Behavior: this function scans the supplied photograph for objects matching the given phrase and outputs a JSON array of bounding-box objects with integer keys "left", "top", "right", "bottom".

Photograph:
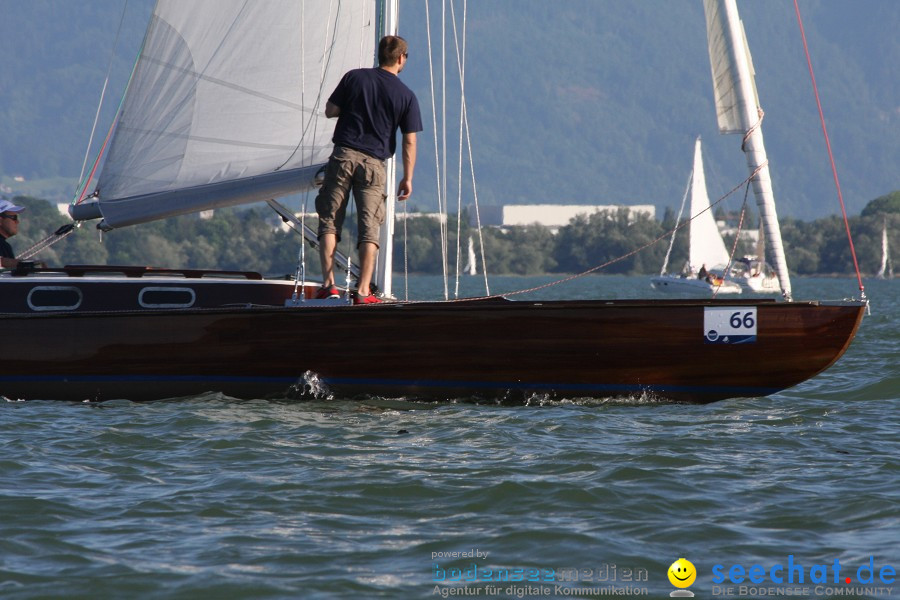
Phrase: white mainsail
[
  {"left": 72, "top": 0, "right": 376, "bottom": 229},
  {"left": 688, "top": 137, "right": 730, "bottom": 272},
  {"left": 703, "top": 0, "right": 792, "bottom": 300}
]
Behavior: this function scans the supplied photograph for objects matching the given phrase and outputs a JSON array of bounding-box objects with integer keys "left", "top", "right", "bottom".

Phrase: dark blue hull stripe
[{"left": 0, "top": 374, "right": 781, "bottom": 396}]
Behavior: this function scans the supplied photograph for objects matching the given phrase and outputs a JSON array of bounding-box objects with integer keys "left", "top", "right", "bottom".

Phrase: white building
[{"left": 477, "top": 204, "right": 656, "bottom": 231}]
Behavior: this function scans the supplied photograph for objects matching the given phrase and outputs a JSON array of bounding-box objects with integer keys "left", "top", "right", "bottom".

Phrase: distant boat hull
[
  {"left": 0, "top": 273, "right": 864, "bottom": 404},
  {"left": 727, "top": 257, "right": 782, "bottom": 294},
  {"left": 738, "top": 272, "right": 781, "bottom": 293},
  {"left": 650, "top": 274, "right": 743, "bottom": 295}
]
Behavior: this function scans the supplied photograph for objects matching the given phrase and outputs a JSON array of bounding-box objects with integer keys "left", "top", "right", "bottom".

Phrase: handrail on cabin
[{"left": 58, "top": 265, "right": 264, "bottom": 279}]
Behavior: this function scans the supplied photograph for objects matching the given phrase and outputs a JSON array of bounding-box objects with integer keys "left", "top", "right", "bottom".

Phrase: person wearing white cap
[{"left": 0, "top": 199, "right": 26, "bottom": 269}]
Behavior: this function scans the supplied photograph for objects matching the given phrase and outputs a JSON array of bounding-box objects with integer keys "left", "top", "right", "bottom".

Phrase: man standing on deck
[{"left": 314, "top": 35, "right": 422, "bottom": 304}]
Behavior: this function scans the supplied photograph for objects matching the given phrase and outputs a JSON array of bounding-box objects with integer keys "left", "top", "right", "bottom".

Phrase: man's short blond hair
[{"left": 378, "top": 35, "right": 408, "bottom": 66}]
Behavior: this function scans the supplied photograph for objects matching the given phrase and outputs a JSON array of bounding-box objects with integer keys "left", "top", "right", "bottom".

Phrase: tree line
[{"left": 5, "top": 191, "right": 898, "bottom": 278}]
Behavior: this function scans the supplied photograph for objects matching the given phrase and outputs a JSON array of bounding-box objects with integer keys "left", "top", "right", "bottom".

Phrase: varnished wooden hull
[{"left": 0, "top": 293, "right": 864, "bottom": 403}]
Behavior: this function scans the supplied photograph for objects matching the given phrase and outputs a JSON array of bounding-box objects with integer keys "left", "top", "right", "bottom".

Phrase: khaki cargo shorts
[{"left": 315, "top": 146, "right": 387, "bottom": 247}]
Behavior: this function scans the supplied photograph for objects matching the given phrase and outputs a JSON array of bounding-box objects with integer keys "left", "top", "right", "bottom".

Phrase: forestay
[{"left": 72, "top": 0, "right": 376, "bottom": 229}]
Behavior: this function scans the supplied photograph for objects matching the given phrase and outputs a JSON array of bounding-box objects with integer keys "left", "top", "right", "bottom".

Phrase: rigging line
[
  {"left": 660, "top": 170, "right": 693, "bottom": 276},
  {"left": 500, "top": 164, "right": 768, "bottom": 298},
  {"left": 295, "top": 0, "right": 310, "bottom": 296},
  {"left": 424, "top": 1, "right": 448, "bottom": 297},
  {"left": 290, "top": 230, "right": 305, "bottom": 303},
  {"left": 299, "top": 204, "right": 307, "bottom": 295},
  {"left": 792, "top": 0, "right": 864, "bottom": 298},
  {"left": 277, "top": 0, "right": 341, "bottom": 171},
  {"left": 295, "top": 0, "right": 322, "bottom": 289},
  {"left": 450, "top": 0, "right": 465, "bottom": 298},
  {"left": 440, "top": 0, "right": 450, "bottom": 299},
  {"left": 74, "top": 11, "right": 147, "bottom": 205},
  {"left": 402, "top": 200, "right": 410, "bottom": 301},
  {"left": 449, "top": 0, "right": 489, "bottom": 293},
  {"left": 300, "top": 0, "right": 309, "bottom": 167},
  {"left": 725, "top": 190, "right": 750, "bottom": 280},
  {"left": 296, "top": 0, "right": 310, "bottom": 301},
  {"left": 741, "top": 107, "right": 764, "bottom": 153},
  {"left": 395, "top": 164, "right": 767, "bottom": 304},
  {"left": 77, "top": 0, "right": 130, "bottom": 196},
  {"left": 455, "top": 0, "right": 489, "bottom": 295},
  {"left": 343, "top": 194, "right": 356, "bottom": 293},
  {"left": 74, "top": 118, "right": 116, "bottom": 204},
  {"left": 16, "top": 224, "right": 77, "bottom": 261},
  {"left": 712, "top": 184, "right": 750, "bottom": 300},
  {"left": 462, "top": 95, "right": 490, "bottom": 295}
]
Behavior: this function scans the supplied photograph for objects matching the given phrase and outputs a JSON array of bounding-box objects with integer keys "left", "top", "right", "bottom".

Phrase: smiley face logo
[{"left": 668, "top": 558, "right": 696, "bottom": 588}]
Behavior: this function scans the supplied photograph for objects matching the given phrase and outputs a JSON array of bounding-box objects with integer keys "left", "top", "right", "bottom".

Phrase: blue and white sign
[{"left": 704, "top": 307, "right": 757, "bottom": 344}]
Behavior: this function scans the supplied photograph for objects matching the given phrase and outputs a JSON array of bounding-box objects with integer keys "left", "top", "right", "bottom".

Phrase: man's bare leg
[
  {"left": 356, "top": 241, "right": 378, "bottom": 297},
  {"left": 318, "top": 233, "right": 337, "bottom": 287}
]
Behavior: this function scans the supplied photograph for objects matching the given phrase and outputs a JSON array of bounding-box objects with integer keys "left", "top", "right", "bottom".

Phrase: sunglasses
[{"left": 1, "top": 214, "right": 19, "bottom": 221}]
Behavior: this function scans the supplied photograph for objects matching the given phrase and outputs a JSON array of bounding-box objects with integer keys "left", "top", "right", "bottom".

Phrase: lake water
[{"left": 1, "top": 275, "right": 897, "bottom": 599}]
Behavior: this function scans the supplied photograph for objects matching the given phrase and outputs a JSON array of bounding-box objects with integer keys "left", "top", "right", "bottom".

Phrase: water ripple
[{"left": 1, "top": 278, "right": 898, "bottom": 597}]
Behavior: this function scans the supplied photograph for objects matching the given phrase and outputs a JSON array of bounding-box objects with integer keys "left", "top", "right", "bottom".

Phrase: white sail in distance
[
  {"left": 73, "top": 0, "right": 376, "bottom": 229},
  {"left": 466, "top": 236, "right": 477, "bottom": 276},
  {"left": 877, "top": 218, "right": 892, "bottom": 279},
  {"left": 688, "top": 137, "right": 730, "bottom": 272}
]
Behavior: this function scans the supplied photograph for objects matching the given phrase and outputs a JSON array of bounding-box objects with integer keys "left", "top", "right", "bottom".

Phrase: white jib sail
[
  {"left": 704, "top": 0, "right": 793, "bottom": 300},
  {"left": 688, "top": 137, "right": 730, "bottom": 272},
  {"left": 80, "top": 0, "right": 376, "bottom": 229}
]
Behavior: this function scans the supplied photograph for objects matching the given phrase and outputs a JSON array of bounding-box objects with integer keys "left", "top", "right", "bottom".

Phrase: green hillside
[{"left": 1, "top": 0, "right": 898, "bottom": 220}]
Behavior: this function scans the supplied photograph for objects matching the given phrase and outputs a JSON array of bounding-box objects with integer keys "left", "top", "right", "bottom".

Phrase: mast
[
  {"left": 704, "top": 0, "right": 792, "bottom": 300},
  {"left": 375, "top": 0, "right": 399, "bottom": 298}
]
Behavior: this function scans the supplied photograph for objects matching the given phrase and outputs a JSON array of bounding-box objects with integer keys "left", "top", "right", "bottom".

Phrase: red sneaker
[
  {"left": 353, "top": 293, "right": 382, "bottom": 305},
  {"left": 315, "top": 286, "right": 340, "bottom": 299}
]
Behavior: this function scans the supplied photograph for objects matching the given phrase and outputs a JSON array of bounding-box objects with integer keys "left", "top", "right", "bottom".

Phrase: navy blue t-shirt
[
  {"left": 0, "top": 237, "right": 14, "bottom": 259},
  {"left": 329, "top": 67, "right": 422, "bottom": 160}
]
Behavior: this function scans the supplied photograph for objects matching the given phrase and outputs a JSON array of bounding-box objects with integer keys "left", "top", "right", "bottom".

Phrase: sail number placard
[{"left": 704, "top": 307, "right": 757, "bottom": 344}]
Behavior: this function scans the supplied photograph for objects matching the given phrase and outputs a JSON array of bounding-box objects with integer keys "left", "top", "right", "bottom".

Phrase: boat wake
[
  {"left": 289, "top": 371, "right": 334, "bottom": 401},
  {"left": 522, "top": 391, "right": 679, "bottom": 407}
]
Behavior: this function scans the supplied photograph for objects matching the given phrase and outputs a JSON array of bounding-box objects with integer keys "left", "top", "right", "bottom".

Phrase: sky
[{"left": 1, "top": 0, "right": 897, "bottom": 220}]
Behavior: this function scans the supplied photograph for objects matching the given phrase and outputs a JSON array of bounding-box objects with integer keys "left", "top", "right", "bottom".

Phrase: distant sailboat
[
  {"left": 465, "top": 236, "right": 477, "bottom": 276},
  {"left": 729, "top": 222, "right": 781, "bottom": 293},
  {"left": 876, "top": 218, "right": 893, "bottom": 279},
  {"left": 651, "top": 137, "right": 743, "bottom": 295}
]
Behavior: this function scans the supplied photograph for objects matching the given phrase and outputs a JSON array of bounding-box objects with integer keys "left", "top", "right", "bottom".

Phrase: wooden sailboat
[
  {"left": 0, "top": 0, "right": 864, "bottom": 403},
  {"left": 651, "top": 137, "right": 743, "bottom": 295}
]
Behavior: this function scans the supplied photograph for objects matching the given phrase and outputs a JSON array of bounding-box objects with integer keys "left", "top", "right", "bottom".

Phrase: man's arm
[
  {"left": 398, "top": 132, "right": 416, "bottom": 201},
  {"left": 325, "top": 100, "right": 340, "bottom": 118}
]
